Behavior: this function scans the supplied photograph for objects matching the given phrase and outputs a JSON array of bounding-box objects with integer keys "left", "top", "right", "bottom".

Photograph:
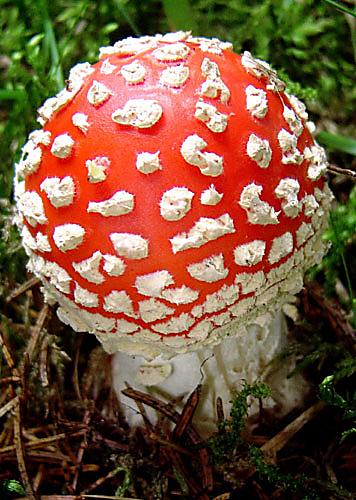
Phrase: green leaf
[
  {"left": 0, "top": 89, "right": 27, "bottom": 101},
  {"left": 1, "top": 479, "right": 25, "bottom": 495},
  {"left": 317, "top": 131, "right": 356, "bottom": 156},
  {"left": 341, "top": 427, "right": 356, "bottom": 442},
  {"left": 162, "top": 0, "right": 198, "bottom": 32}
]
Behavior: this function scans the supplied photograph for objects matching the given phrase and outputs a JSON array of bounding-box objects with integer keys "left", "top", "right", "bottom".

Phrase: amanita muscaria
[{"left": 15, "top": 32, "right": 333, "bottom": 433}]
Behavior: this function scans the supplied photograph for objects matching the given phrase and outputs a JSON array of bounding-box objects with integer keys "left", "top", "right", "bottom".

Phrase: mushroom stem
[{"left": 112, "top": 309, "right": 307, "bottom": 436}]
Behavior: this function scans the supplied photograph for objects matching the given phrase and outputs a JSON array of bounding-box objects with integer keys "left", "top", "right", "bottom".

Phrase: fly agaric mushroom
[{"left": 15, "top": 32, "right": 333, "bottom": 434}]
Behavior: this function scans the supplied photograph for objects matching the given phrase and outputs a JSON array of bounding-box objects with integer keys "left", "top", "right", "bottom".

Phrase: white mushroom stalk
[{"left": 14, "top": 33, "right": 333, "bottom": 435}]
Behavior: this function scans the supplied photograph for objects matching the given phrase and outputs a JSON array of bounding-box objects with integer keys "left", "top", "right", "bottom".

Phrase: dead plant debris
[{"left": 0, "top": 276, "right": 355, "bottom": 499}]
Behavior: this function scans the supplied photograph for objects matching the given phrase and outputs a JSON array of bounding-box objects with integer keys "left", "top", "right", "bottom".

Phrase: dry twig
[
  {"left": 6, "top": 276, "right": 40, "bottom": 302},
  {"left": 122, "top": 386, "right": 214, "bottom": 493},
  {"left": 0, "top": 395, "right": 19, "bottom": 418},
  {"left": 216, "top": 396, "right": 225, "bottom": 425},
  {"left": 13, "top": 399, "right": 36, "bottom": 499},
  {"left": 0, "top": 327, "right": 20, "bottom": 378},
  {"left": 26, "top": 304, "right": 50, "bottom": 362},
  {"left": 328, "top": 164, "right": 356, "bottom": 178},
  {"left": 80, "top": 464, "right": 129, "bottom": 495},
  {"left": 16, "top": 496, "right": 143, "bottom": 500},
  {"left": 261, "top": 400, "right": 326, "bottom": 461},
  {"left": 72, "top": 409, "right": 92, "bottom": 491},
  {"left": 0, "top": 429, "right": 87, "bottom": 455},
  {"left": 173, "top": 384, "right": 201, "bottom": 439},
  {"left": 307, "top": 282, "right": 356, "bottom": 352}
]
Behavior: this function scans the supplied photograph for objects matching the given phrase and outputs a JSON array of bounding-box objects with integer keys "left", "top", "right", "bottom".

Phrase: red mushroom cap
[{"left": 15, "top": 32, "right": 332, "bottom": 357}]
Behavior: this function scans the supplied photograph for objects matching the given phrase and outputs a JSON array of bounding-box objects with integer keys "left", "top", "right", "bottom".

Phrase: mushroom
[{"left": 14, "top": 32, "right": 333, "bottom": 435}]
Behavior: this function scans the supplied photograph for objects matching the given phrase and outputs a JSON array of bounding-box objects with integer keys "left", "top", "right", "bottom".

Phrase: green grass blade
[
  {"left": 317, "top": 131, "right": 356, "bottom": 156},
  {"left": 162, "top": 0, "right": 198, "bottom": 32},
  {"left": 112, "top": 0, "right": 141, "bottom": 35},
  {"left": 323, "top": 0, "right": 356, "bottom": 17},
  {"left": 0, "top": 89, "right": 27, "bottom": 101},
  {"left": 36, "top": 0, "right": 64, "bottom": 90}
]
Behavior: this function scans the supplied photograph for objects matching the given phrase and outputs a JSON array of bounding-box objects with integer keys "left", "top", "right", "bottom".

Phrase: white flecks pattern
[
  {"left": 18, "top": 145, "right": 43, "bottom": 178},
  {"left": 160, "top": 64, "right": 189, "bottom": 87},
  {"left": 153, "top": 42, "right": 190, "bottom": 61},
  {"left": 87, "top": 190, "right": 134, "bottom": 217},
  {"left": 72, "top": 251, "right": 104, "bottom": 284},
  {"left": 87, "top": 80, "right": 112, "bottom": 106},
  {"left": 37, "top": 63, "right": 94, "bottom": 125},
  {"left": 120, "top": 60, "right": 146, "bottom": 84},
  {"left": 35, "top": 232, "right": 51, "bottom": 252},
  {"left": 56, "top": 299, "right": 115, "bottom": 333},
  {"left": 194, "top": 99, "right": 228, "bottom": 133},
  {"left": 278, "top": 129, "right": 297, "bottom": 152},
  {"left": 53, "top": 224, "right": 85, "bottom": 252},
  {"left": 152, "top": 313, "right": 194, "bottom": 334},
  {"left": 100, "top": 59, "right": 117, "bottom": 74},
  {"left": 102, "top": 254, "right": 126, "bottom": 276},
  {"left": 112, "top": 99, "right": 163, "bottom": 128},
  {"left": 239, "top": 183, "right": 280, "bottom": 225},
  {"left": 85, "top": 156, "right": 110, "bottom": 183},
  {"left": 104, "top": 290, "right": 135, "bottom": 316},
  {"left": 170, "top": 213, "right": 235, "bottom": 253},
  {"left": 116, "top": 319, "right": 139, "bottom": 334},
  {"left": 245, "top": 85, "right": 268, "bottom": 118},
  {"left": 50, "top": 211, "right": 331, "bottom": 356},
  {"left": 296, "top": 222, "right": 314, "bottom": 247},
  {"left": 51, "top": 133, "right": 74, "bottom": 159},
  {"left": 110, "top": 233, "right": 149, "bottom": 259},
  {"left": 43, "top": 261, "right": 72, "bottom": 294},
  {"left": 21, "top": 226, "right": 51, "bottom": 253},
  {"left": 200, "top": 185, "right": 223, "bottom": 205},
  {"left": 16, "top": 34, "right": 333, "bottom": 359},
  {"left": 161, "top": 285, "right": 199, "bottom": 305},
  {"left": 283, "top": 106, "right": 303, "bottom": 136},
  {"left": 241, "top": 51, "right": 285, "bottom": 92},
  {"left": 161, "top": 32, "right": 190, "bottom": 43},
  {"left": 72, "top": 113, "right": 91, "bottom": 133},
  {"left": 304, "top": 144, "right": 328, "bottom": 180},
  {"left": 180, "top": 134, "right": 223, "bottom": 177},
  {"left": 246, "top": 134, "right": 272, "bottom": 168},
  {"left": 274, "top": 178, "right": 301, "bottom": 218},
  {"left": 20, "top": 226, "right": 37, "bottom": 254},
  {"left": 28, "top": 129, "right": 52, "bottom": 146},
  {"left": 138, "top": 298, "right": 174, "bottom": 323},
  {"left": 135, "top": 270, "right": 174, "bottom": 297},
  {"left": 67, "top": 62, "right": 95, "bottom": 92},
  {"left": 187, "top": 253, "right": 229, "bottom": 283},
  {"left": 74, "top": 283, "right": 99, "bottom": 308},
  {"left": 188, "top": 36, "right": 233, "bottom": 54},
  {"left": 160, "top": 187, "right": 194, "bottom": 221},
  {"left": 287, "top": 93, "right": 308, "bottom": 121},
  {"left": 200, "top": 57, "right": 230, "bottom": 103},
  {"left": 306, "top": 121, "right": 316, "bottom": 135},
  {"left": 302, "top": 194, "right": 319, "bottom": 217},
  {"left": 268, "top": 232, "right": 294, "bottom": 264},
  {"left": 136, "top": 151, "right": 161, "bottom": 174},
  {"left": 234, "top": 240, "right": 266, "bottom": 267},
  {"left": 282, "top": 150, "right": 304, "bottom": 165},
  {"left": 235, "top": 270, "right": 265, "bottom": 295},
  {"left": 18, "top": 191, "right": 48, "bottom": 227},
  {"left": 40, "top": 176, "right": 75, "bottom": 208},
  {"left": 99, "top": 36, "right": 158, "bottom": 58},
  {"left": 278, "top": 129, "right": 303, "bottom": 165}
]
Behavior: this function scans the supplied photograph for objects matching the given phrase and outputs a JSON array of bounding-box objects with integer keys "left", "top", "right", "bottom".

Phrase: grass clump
[{"left": 209, "top": 381, "right": 271, "bottom": 461}]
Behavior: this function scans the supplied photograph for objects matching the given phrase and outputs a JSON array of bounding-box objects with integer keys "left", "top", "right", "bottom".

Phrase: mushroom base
[{"left": 112, "top": 309, "right": 308, "bottom": 437}]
